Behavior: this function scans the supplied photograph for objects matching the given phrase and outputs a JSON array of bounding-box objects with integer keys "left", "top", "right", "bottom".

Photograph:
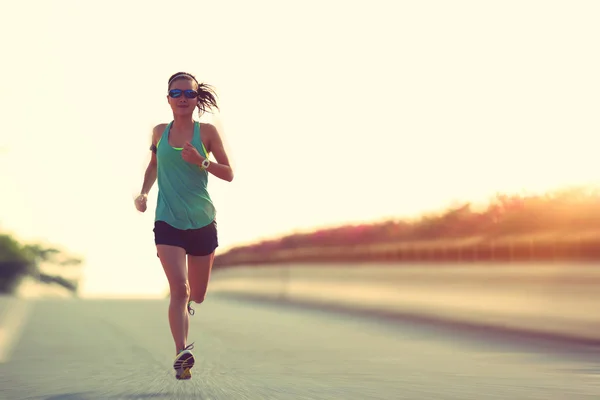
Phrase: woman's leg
[
  {"left": 157, "top": 244, "right": 190, "bottom": 354},
  {"left": 188, "top": 252, "right": 215, "bottom": 306},
  {"left": 187, "top": 220, "right": 218, "bottom": 308}
]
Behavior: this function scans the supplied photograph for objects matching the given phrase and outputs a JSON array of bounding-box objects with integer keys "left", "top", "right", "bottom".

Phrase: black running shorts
[{"left": 153, "top": 220, "right": 218, "bottom": 256}]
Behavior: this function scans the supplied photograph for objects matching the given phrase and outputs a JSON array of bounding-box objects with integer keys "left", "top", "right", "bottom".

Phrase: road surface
[{"left": 1, "top": 295, "right": 600, "bottom": 399}]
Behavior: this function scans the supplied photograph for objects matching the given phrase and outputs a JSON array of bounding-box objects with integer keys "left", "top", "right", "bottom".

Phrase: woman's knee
[{"left": 170, "top": 281, "right": 190, "bottom": 301}]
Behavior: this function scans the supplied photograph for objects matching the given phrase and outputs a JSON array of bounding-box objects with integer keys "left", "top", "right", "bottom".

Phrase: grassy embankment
[{"left": 214, "top": 187, "right": 600, "bottom": 268}]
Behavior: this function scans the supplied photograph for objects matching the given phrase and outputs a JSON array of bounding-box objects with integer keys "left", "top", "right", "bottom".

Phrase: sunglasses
[{"left": 168, "top": 89, "right": 198, "bottom": 99}]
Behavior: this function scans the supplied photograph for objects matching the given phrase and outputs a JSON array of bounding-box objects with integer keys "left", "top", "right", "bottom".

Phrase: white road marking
[{"left": 0, "top": 298, "right": 32, "bottom": 363}]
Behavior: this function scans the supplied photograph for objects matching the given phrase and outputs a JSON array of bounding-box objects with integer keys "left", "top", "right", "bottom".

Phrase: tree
[
  {"left": 0, "top": 233, "right": 83, "bottom": 295},
  {"left": 0, "top": 234, "right": 35, "bottom": 293},
  {"left": 23, "top": 243, "right": 83, "bottom": 293}
]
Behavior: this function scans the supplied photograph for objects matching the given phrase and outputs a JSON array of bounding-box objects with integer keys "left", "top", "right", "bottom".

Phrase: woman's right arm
[{"left": 135, "top": 125, "right": 164, "bottom": 212}]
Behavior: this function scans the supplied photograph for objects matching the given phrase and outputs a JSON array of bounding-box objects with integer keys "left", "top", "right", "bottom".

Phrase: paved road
[{"left": 1, "top": 295, "right": 600, "bottom": 399}]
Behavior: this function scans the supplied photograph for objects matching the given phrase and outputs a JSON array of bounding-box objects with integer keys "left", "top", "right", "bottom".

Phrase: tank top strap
[
  {"left": 193, "top": 121, "right": 210, "bottom": 158},
  {"left": 157, "top": 121, "right": 173, "bottom": 148}
]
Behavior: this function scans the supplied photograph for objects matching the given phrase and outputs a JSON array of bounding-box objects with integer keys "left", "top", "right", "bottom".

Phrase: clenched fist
[
  {"left": 181, "top": 142, "right": 204, "bottom": 165},
  {"left": 134, "top": 193, "right": 148, "bottom": 212}
]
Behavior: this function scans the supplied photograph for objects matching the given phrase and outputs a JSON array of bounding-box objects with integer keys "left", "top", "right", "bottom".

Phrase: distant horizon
[{"left": 8, "top": 180, "right": 600, "bottom": 301}]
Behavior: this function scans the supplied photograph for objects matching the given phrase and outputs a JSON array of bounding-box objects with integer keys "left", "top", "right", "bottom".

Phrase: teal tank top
[{"left": 155, "top": 121, "right": 216, "bottom": 230}]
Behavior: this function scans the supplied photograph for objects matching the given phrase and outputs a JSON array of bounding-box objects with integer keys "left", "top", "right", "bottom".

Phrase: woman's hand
[
  {"left": 181, "top": 142, "right": 204, "bottom": 165},
  {"left": 134, "top": 194, "right": 148, "bottom": 212}
]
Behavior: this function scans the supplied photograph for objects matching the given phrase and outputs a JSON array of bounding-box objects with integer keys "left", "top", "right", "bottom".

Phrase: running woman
[{"left": 134, "top": 72, "right": 234, "bottom": 380}]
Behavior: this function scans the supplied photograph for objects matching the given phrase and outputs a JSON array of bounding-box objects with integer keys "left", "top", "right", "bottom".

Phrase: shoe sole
[
  {"left": 176, "top": 367, "right": 192, "bottom": 380},
  {"left": 174, "top": 351, "right": 195, "bottom": 380}
]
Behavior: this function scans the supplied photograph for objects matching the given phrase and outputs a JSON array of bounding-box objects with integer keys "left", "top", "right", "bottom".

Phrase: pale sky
[{"left": 1, "top": 0, "right": 599, "bottom": 298}]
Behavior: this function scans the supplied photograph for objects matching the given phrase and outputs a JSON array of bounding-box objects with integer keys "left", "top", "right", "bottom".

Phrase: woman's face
[{"left": 167, "top": 78, "right": 199, "bottom": 117}]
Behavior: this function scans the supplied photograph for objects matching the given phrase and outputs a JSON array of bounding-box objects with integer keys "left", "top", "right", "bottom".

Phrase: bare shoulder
[
  {"left": 199, "top": 122, "right": 221, "bottom": 152},
  {"left": 199, "top": 122, "right": 219, "bottom": 139},
  {"left": 152, "top": 123, "right": 168, "bottom": 144}
]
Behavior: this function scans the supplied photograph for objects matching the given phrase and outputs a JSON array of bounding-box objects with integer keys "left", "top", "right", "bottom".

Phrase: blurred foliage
[
  {"left": 0, "top": 232, "right": 82, "bottom": 295},
  {"left": 216, "top": 186, "right": 600, "bottom": 265}
]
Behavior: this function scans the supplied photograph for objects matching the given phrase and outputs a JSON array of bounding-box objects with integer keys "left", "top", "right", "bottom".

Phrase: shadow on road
[
  {"left": 45, "top": 393, "right": 177, "bottom": 400},
  {"left": 211, "top": 292, "right": 600, "bottom": 360}
]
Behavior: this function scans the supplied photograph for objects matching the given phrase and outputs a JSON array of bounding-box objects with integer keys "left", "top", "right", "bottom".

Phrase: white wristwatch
[{"left": 201, "top": 158, "right": 211, "bottom": 170}]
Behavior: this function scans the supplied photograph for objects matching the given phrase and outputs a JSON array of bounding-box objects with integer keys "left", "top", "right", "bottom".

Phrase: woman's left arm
[{"left": 199, "top": 124, "right": 234, "bottom": 182}]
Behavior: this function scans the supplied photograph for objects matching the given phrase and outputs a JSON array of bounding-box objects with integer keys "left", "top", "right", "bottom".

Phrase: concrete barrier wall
[
  {"left": 209, "top": 262, "right": 600, "bottom": 344},
  {"left": 214, "top": 233, "right": 600, "bottom": 267}
]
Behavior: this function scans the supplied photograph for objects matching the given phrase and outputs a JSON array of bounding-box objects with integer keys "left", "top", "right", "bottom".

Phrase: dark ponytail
[
  {"left": 167, "top": 72, "right": 219, "bottom": 116},
  {"left": 195, "top": 82, "right": 219, "bottom": 116}
]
